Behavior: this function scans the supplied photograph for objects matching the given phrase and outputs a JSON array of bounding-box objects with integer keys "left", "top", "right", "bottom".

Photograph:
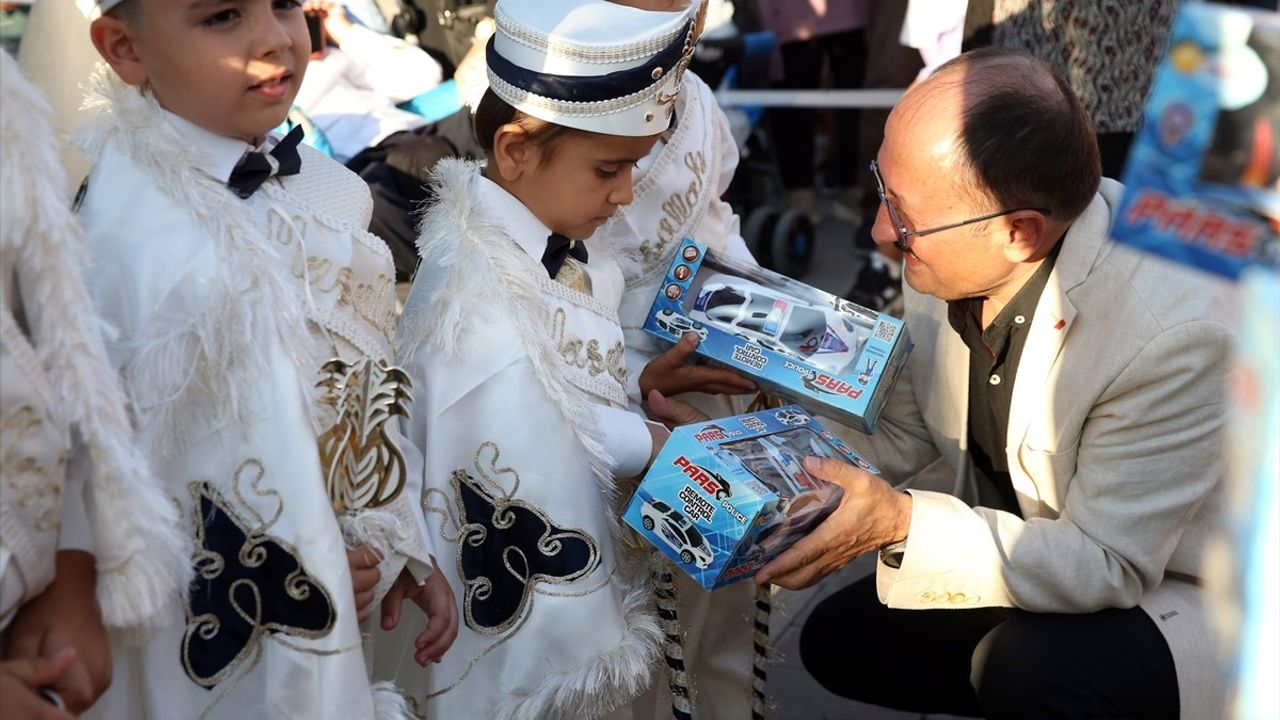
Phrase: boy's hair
[{"left": 473, "top": 88, "right": 587, "bottom": 163}]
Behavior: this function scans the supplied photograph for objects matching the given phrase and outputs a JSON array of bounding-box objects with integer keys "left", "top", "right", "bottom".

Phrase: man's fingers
[
  {"left": 754, "top": 530, "right": 824, "bottom": 588},
  {"left": 802, "top": 455, "right": 868, "bottom": 491}
]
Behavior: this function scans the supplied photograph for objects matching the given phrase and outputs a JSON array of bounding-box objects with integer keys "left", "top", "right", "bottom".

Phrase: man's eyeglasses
[{"left": 870, "top": 160, "right": 1051, "bottom": 252}]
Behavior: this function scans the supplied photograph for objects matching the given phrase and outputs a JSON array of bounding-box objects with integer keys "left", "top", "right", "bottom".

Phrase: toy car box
[
  {"left": 622, "top": 405, "right": 879, "bottom": 590},
  {"left": 644, "top": 237, "right": 912, "bottom": 434},
  {"left": 1110, "top": 3, "right": 1279, "bottom": 279}
]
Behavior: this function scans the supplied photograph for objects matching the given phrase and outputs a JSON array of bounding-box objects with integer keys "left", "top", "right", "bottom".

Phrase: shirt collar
[
  {"left": 159, "top": 109, "right": 263, "bottom": 184},
  {"left": 474, "top": 172, "right": 555, "bottom": 261}
]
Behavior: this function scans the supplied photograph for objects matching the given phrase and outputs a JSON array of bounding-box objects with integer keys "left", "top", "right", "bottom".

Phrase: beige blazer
[{"left": 846, "top": 179, "right": 1233, "bottom": 720}]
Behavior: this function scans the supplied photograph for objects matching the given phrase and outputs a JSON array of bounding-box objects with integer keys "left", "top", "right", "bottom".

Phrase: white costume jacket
[
  {"left": 849, "top": 179, "right": 1232, "bottom": 720},
  {"left": 1, "top": 53, "right": 187, "bottom": 636},
  {"left": 73, "top": 75, "right": 433, "bottom": 720},
  {"left": 384, "top": 159, "right": 661, "bottom": 720}
]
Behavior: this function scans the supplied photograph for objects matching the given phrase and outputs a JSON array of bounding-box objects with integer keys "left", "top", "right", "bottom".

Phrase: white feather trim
[
  {"left": 73, "top": 68, "right": 322, "bottom": 460},
  {"left": 371, "top": 681, "right": 417, "bottom": 720},
  {"left": 0, "top": 53, "right": 191, "bottom": 635},
  {"left": 495, "top": 581, "right": 663, "bottom": 720}
]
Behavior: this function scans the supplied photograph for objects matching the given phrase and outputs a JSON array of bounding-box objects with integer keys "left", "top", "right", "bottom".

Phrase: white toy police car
[
  {"left": 653, "top": 309, "right": 709, "bottom": 341},
  {"left": 639, "top": 499, "right": 714, "bottom": 569},
  {"left": 688, "top": 274, "right": 872, "bottom": 374}
]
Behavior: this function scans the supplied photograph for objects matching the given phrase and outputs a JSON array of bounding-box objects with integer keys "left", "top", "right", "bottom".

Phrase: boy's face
[
  {"left": 513, "top": 132, "right": 660, "bottom": 241},
  {"left": 107, "top": 0, "right": 309, "bottom": 143}
]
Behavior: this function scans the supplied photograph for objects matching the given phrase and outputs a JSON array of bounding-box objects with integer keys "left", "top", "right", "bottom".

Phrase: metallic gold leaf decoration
[{"left": 315, "top": 358, "right": 412, "bottom": 514}]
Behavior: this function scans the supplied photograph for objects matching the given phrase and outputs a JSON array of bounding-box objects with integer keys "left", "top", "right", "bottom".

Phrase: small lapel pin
[{"left": 1054, "top": 319, "right": 1066, "bottom": 330}]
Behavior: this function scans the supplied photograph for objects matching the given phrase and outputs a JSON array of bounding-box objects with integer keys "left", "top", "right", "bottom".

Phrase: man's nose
[{"left": 869, "top": 203, "right": 898, "bottom": 249}]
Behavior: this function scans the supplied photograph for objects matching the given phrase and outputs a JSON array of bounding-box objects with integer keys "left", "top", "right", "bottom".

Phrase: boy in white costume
[
  {"left": 0, "top": 52, "right": 189, "bottom": 718},
  {"left": 383, "top": 1, "right": 729, "bottom": 717},
  {"left": 71, "top": 0, "right": 457, "bottom": 717}
]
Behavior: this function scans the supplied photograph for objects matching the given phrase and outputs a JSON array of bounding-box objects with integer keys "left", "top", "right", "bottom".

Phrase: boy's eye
[
  {"left": 596, "top": 168, "right": 620, "bottom": 180},
  {"left": 273, "top": 0, "right": 303, "bottom": 11},
  {"left": 203, "top": 8, "right": 240, "bottom": 25}
]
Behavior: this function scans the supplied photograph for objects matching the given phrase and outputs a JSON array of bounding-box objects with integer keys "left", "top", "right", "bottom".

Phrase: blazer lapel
[{"left": 1006, "top": 185, "right": 1117, "bottom": 507}]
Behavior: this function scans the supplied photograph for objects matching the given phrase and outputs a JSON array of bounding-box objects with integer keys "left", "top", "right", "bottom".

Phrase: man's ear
[
  {"left": 90, "top": 15, "right": 148, "bottom": 88},
  {"left": 491, "top": 124, "right": 534, "bottom": 182},
  {"left": 1001, "top": 209, "right": 1050, "bottom": 264}
]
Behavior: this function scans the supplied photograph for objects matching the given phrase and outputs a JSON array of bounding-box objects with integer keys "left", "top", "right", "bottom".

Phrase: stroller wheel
[
  {"left": 770, "top": 209, "right": 816, "bottom": 278},
  {"left": 743, "top": 206, "right": 781, "bottom": 267}
]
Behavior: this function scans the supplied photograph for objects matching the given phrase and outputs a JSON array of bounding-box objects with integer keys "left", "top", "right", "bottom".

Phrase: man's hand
[
  {"left": 754, "top": 456, "right": 912, "bottom": 590},
  {"left": 639, "top": 333, "right": 756, "bottom": 399},
  {"left": 379, "top": 563, "right": 459, "bottom": 666},
  {"left": 643, "top": 389, "right": 711, "bottom": 430},
  {"left": 0, "top": 649, "right": 78, "bottom": 720},
  {"left": 347, "top": 545, "right": 382, "bottom": 622},
  {"left": 4, "top": 551, "right": 112, "bottom": 714}
]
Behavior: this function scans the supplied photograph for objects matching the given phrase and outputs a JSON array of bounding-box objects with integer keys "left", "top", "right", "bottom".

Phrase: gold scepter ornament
[{"left": 315, "top": 358, "right": 413, "bottom": 514}]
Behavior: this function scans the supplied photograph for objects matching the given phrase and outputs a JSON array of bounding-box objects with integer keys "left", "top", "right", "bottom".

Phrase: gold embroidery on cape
[
  {"left": 182, "top": 462, "right": 345, "bottom": 718},
  {"left": 267, "top": 208, "right": 397, "bottom": 342},
  {"left": 419, "top": 442, "right": 613, "bottom": 700},
  {"left": 0, "top": 405, "right": 64, "bottom": 532},
  {"left": 315, "top": 358, "right": 412, "bottom": 514},
  {"left": 553, "top": 258, "right": 592, "bottom": 295},
  {"left": 549, "top": 307, "right": 628, "bottom": 388},
  {"left": 639, "top": 150, "right": 709, "bottom": 264}
]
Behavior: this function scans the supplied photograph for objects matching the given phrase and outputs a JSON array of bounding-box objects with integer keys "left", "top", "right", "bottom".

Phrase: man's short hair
[{"left": 931, "top": 47, "right": 1102, "bottom": 223}]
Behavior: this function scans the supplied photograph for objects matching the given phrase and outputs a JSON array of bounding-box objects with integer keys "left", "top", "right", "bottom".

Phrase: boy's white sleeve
[
  {"left": 339, "top": 24, "right": 444, "bottom": 102},
  {"left": 57, "top": 434, "right": 96, "bottom": 556},
  {"left": 590, "top": 404, "right": 659, "bottom": 479}
]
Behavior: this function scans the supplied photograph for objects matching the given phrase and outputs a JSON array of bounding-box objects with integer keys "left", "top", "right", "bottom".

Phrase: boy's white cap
[
  {"left": 93, "top": 0, "right": 124, "bottom": 13},
  {"left": 487, "top": 0, "right": 706, "bottom": 137}
]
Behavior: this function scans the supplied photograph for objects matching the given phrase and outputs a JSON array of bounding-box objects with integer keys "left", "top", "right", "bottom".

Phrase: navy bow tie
[
  {"left": 541, "top": 233, "right": 589, "bottom": 279},
  {"left": 227, "top": 124, "right": 304, "bottom": 199}
]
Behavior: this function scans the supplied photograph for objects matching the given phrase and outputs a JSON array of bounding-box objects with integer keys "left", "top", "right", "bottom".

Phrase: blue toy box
[
  {"left": 644, "top": 238, "right": 912, "bottom": 434},
  {"left": 1111, "top": 2, "right": 1279, "bottom": 279},
  {"left": 622, "top": 405, "right": 878, "bottom": 589}
]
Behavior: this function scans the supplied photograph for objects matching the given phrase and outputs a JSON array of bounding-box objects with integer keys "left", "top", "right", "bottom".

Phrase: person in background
[{"left": 295, "top": 0, "right": 481, "bottom": 281}]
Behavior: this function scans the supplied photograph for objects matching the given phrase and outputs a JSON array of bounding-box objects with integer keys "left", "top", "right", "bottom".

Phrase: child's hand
[
  {"left": 639, "top": 334, "right": 756, "bottom": 399},
  {"left": 379, "top": 562, "right": 459, "bottom": 666},
  {"left": 0, "top": 649, "right": 78, "bottom": 720},
  {"left": 346, "top": 545, "right": 383, "bottom": 622},
  {"left": 644, "top": 389, "right": 712, "bottom": 430},
  {"left": 3, "top": 551, "right": 112, "bottom": 714}
]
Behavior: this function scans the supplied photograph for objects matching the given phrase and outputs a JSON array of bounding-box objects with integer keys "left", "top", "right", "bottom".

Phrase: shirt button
[
  {"left": 1014, "top": 315, "right": 1026, "bottom": 324},
  {"left": 989, "top": 374, "right": 1001, "bottom": 386}
]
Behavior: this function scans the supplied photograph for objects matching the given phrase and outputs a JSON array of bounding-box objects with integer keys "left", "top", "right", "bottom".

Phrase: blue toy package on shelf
[
  {"left": 644, "top": 238, "right": 912, "bottom": 433},
  {"left": 1110, "top": 2, "right": 1279, "bottom": 279},
  {"left": 622, "top": 405, "right": 878, "bottom": 589}
]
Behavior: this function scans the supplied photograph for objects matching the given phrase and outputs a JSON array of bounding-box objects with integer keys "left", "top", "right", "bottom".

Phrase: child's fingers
[
  {"left": 3, "top": 648, "right": 77, "bottom": 689},
  {"left": 380, "top": 576, "right": 409, "bottom": 631},
  {"left": 346, "top": 545, "right": 382, "bottom": 569}
]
